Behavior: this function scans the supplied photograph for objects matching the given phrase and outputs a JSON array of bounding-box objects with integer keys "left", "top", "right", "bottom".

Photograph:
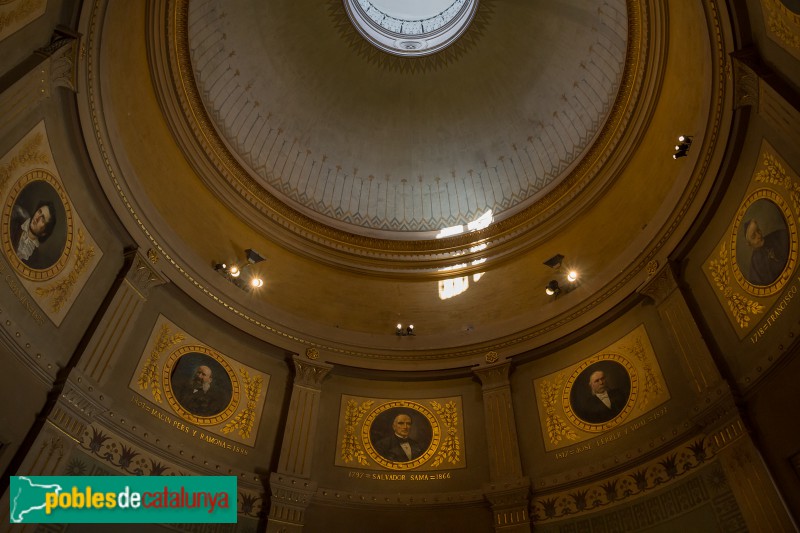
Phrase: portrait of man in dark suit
[
  {"left": 570, "top": 361, "right": 631, "bottom": 424},
  {"left": 170, "top": 353, "right": 233, "bottom": 417},
  {"left": 370, "top": 408, "right": 432, "bottom": 463}
]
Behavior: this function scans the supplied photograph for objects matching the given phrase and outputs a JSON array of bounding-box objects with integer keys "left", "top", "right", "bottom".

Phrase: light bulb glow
[
  {"left": 229, "top": 265, "right": 240, "bottom": 277},
  {"left": 250, "top": 277, "right": 263, "bottom": 288},
  {"left": 567, "top": 271, "right": 578, "bottom": 282}
]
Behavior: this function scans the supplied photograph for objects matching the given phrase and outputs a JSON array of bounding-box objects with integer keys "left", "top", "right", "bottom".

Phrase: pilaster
[
  {"left": 706, "top": 416, "right": 798, "bottom": 532},
  {"left": 474, "top": 363, "right": 531, "bottom": 532},
  {"left": 0, "top": 27, "right": 79, "bottom": 124},
  {"left": 731, "top": 48, "right": 800, "bottom": 144},
  {"left": 639, "top": 262, "right": 722, "bottom": 393},
  {"left": 267, "top": 355, "right": 332, "bottom": 532},
  {"left": 78, "top": 248, "right": 166, "bottom": 382}
]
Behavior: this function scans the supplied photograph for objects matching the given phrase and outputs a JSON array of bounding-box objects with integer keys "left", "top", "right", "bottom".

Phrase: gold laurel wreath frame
[
  {"left": 706, "top": 146, "right": 800, "bottom": 332},
  {"left": 1, "top": 169, "right": 74, "bottom": 281},
  {"left": 162, "top": 345, "right": 241, "bottom": 426},
  {"left": 361, "top": 400, "right": 441, "bottom": 471},
  {"left": 561, "top": 353, "right": 639, "bottom": 433},
  {"left": 730, "top": 188, "right": 798, "bottom": 297}
]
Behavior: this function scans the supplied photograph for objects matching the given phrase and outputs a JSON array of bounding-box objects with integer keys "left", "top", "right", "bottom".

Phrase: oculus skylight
[{"left": 344, "top": 0, "right": 479, "bottom": 56}]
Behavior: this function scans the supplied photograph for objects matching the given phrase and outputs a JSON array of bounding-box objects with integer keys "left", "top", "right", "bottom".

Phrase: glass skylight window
[{"left": 345, "top": 0, "right": 478, "bottom": 56}]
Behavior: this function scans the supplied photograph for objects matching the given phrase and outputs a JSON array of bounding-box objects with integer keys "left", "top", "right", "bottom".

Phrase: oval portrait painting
[
  {"left": 5, "top": 176, "right": 69, "bottom": 272},
  {"left": 569, "top": 360, "right": 632, "bottom": 425},
  {"left": 735, "top": 198, "right": 791, "bottom": 287},
  {"left": 169, "top": 352, "right": 234, "bottom": 418},
  {"left": 369, "top": 407, "right": 433, "bottom": 464}
]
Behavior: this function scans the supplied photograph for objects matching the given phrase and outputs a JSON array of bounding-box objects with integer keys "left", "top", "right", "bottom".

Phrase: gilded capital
[
  {"left": 474, "top": 363, "right": 511, "bottom": 390},
  {"left": 731, "top": 50, "right": 760, "bottom": 109},
  {"left": 638, "top": 261, "right": 678, "bottom": 305},
  {"left": 125, "top": 249, "right": 167, "bottom": 297},
  {"left": 292, "top": 356, "right": 333, "bottom": 388}
]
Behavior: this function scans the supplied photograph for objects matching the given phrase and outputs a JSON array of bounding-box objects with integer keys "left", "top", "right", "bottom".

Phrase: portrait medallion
[
  {"left": 563, "top": 355, "right": 637, "bottom": 432},
  {"left": 2, "top": 170, "right": 73, "bottom": 281},
  {"left": 163, "top": 346, "right": 240, "bottom": 425},
  {"left": 731, "top": 189, "right": 797, "bottom": 296},
  {"left": 363, "top": 401, "right": 440, "bottom": 470}
]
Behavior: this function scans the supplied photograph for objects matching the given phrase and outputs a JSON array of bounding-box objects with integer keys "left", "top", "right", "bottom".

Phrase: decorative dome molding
[
  {"left": 148, "top": 0, "right": 651, "bottom": 276},
  {"left": 76, "top": 0, "right": 732, "bottom": 369}
]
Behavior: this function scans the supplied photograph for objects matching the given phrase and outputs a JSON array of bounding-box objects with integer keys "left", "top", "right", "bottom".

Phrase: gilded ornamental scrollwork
[
  {"left": 762, "top": 0, "right": 800, "bottom": 60},
  {"left": 703, "top": 141, "right": 799, "bottom": 337},
  {"left": 0, "top": 0, "right": 46, "bottom": 42},
  {"left": 429, "top": 400, "right": 460, "bottom": 468},
  {"left": 0, "top": 122, "right": 102, "bottom": 326},
  {"left": 539, "top": 373, "right": 578, "bottom": 448},
  {"left": 340, "top": 399, "right": 374, "bottom": 467},
  {"left": 533, "top": 325, "right": 669, "bottom": 451},
  {"left": 707, "top": 245, "right": 765, "bottom": 328},
  {"left": 755, "top": 152, "right": 800, "bottom": 212},
  {"left": 137, "top": 323, "right": 185, "bottom": 404},
  {"left": 336, "top": 395, "right": 465, "bottom": 472},
  {"left": 35, "top": 228, "right": 96, "bottom": 313},
  {"left": 130, "top": 315, "right": 270, "bottom": 447},
  {"left": 0, "top": 131, "right": 47, "bottom": 195},
  {"left": 221, "top": 368, "right": 263, "bottom": 439},
  {"left": 619, "top": 335, "right": 663, "bottom": 408}
]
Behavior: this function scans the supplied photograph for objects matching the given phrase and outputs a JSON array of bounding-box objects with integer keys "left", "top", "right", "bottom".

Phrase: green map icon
[{"left": 10, "top": 476, "right": 63, "bottom": 523}]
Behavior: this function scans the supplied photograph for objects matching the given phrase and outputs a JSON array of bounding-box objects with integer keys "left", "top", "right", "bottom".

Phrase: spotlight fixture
[
  {"left": 673, "top": 135, "right": 693, "bottom": 159},
  {"left": 542, "top": 260, "right": 581, "bottom": 298},
  {"left": 396, "top": 323, "right": 415, "bottom": 336},
  {"left": 545, "top": 280, "right": 560, "bottom": 296},
  {"left": 213, "top": 249, "right": 267, "bottom": 291}
]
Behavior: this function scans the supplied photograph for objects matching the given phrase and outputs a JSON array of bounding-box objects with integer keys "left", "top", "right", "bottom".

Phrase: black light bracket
[
  {"left": 245, "top": 249, "right": 265, "bottom": 264},
  {"left": 213, "top": 249, "right": 266, "bottom": 292}
]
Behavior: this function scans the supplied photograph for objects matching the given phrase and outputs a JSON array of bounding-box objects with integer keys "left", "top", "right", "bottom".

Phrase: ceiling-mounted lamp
[
  {"left": 214, "top": 248, "right": 267, "bottom": 291},
  {"left": 545, "top": 280, "right": 560, "bottom": 296},
  {"left": 396, "top": 323, "right": 415, "bottom": 336},
  {"left": 542, "top": 257, "right": 580, "bottom": 299},
  {"left": 673, "top": 135, "right": 693, "bottom": 159}
]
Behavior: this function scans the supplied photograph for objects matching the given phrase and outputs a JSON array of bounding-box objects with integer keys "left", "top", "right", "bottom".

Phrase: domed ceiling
[
  {"left": 82, "top": 0, "right": 723, "bottom": 367},
  {"left": 184, "top": 0, "right": 629, "bottom": 238}
]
